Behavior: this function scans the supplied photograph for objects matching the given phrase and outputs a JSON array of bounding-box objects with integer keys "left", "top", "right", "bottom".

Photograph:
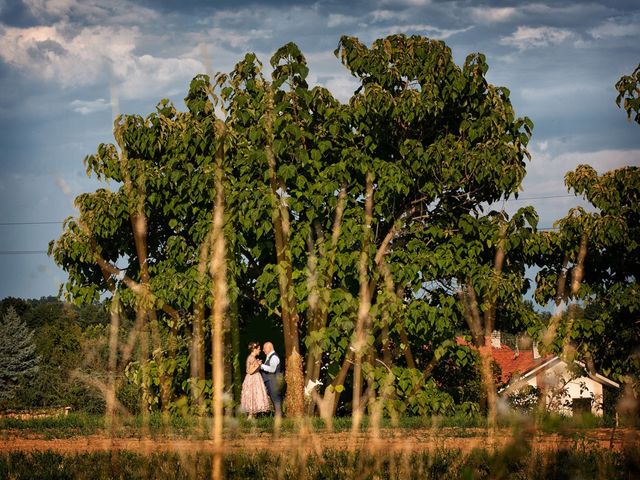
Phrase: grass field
[
  {"left": 0, "top": 411, "right": 626, "bottom": 437},
  {"left": 1, "top": 413, "right": 639, "bottom": 478},
  {"left": 1, "top": 446, "right": 638, "bottom": 479}
]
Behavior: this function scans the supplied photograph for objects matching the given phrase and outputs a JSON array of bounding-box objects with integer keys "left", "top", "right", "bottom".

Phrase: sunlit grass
[
  {"left": 0, "top": 447, "right": 635, "bottom": 480},
  {"left": 0, "top": 411, "right": 628, "bottom": 439}
]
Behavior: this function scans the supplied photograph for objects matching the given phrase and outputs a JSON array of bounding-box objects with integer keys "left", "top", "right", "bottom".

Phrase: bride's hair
[{"left": 248, "top": 341, "right": 260, "bottom": 352}]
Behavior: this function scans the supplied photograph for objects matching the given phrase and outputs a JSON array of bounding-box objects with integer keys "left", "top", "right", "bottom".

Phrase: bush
[
  {"left": 507, "top": 385, "right": 540, "bottom": 413},
  {"left": 12, "top": 366, "right": 106, "bottom": 414}
]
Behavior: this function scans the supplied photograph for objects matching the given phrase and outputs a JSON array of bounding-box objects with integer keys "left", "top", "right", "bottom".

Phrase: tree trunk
[
  {"left": 352, "top": 173, "right": 374, "bottom": 433},
  {"left": 192, "top": 229, "right": 212, "bottom": 395},
  {"left": 264, "top": 85, "right": 304, "bottom": 417},
  {"left": 116, "top": 128, "right": 173, "bottom": 415},
  {"left": 230, "top": 297, "right": 242, "bottom": 405},
  {"left": 106, "top": 295, "right": 120, "bottom": 426},
  {"left": 305, "top": 187, "right": 347, "bottom": 384}
]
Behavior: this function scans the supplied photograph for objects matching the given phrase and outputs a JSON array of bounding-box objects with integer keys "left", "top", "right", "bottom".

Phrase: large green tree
[
  {"left": 325, "top": 35, "right": 533, "bottom": 419},
  {"left": 534, "top": 66, "right": 640, "bottom": 387},
  {"left": 51, "top": 35, "right": 536, "bottom": 418},
  {"left": 215, "top": 35, "right": 535, "bottom": 418},
  {"left": 534, "top": 165, "right": 640, "bottom": 384},
  {"left": 214, "top": 44, "right": 357, "bottom": 416},
  {"left": 50, "top": 80, "right": 236, "bottom": 414}
]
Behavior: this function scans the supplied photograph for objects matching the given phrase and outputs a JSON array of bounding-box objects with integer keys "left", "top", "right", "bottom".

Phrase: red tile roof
[{"left": 456, "top": 337, "right": 553, "bottom": 384}]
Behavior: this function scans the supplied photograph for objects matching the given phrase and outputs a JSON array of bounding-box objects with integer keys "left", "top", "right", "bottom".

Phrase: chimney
[
  {"left": 491, "top": 330, "right": 501, "bottom": 348},
  {"left": 533, "top": 342, "right": 540, "bottom": 359}
]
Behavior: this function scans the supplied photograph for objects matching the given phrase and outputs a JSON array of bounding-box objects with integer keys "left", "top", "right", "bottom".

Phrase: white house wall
[{"left": 523, "top": 361, "right": 604, "bottom": 416}]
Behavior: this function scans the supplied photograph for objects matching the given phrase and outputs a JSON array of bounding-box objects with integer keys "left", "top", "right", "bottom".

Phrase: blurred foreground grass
[
  {"left": 1, "top": 446, "right": 638, "bottom": 480},
  {"left": 2, "top": 412, "right": 638, "bottom": 479}
]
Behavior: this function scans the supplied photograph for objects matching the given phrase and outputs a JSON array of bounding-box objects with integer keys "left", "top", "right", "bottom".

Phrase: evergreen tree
[{"left": 0, "top": 307, "right": 39, "bottom": 406}]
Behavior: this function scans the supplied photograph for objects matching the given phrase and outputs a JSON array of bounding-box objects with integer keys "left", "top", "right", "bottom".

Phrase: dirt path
[{"left": 1, "top": 428, "right": 638, "bottom": 455}]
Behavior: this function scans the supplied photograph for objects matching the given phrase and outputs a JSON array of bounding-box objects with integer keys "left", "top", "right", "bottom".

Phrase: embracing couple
[{"left": 241, "top": 341, "right": 283, "bottom": 419}]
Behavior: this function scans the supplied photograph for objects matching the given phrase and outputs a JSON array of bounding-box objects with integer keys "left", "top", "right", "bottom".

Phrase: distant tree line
[{"left": 0, "top": 297, "right": 138, "bottom": 413}]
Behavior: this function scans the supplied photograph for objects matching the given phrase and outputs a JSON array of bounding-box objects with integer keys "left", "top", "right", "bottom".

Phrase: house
[{"left": 457, "top": 331, "right": 619, "bottom": 416}]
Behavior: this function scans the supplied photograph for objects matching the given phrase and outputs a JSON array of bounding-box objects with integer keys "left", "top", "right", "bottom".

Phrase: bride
[{"left": 240, "top": 341, "right": 271, "bottom": 418}]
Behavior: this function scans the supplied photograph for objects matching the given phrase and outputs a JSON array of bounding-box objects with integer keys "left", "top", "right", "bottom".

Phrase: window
[{"left": 572, "top": 397, "right": 592, "bottom": 415}]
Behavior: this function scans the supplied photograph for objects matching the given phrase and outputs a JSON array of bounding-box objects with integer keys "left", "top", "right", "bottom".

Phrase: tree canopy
[
  {"left": 616, "top": 63, "right": 640, "bottom": 124},
  {"left": 49, "top": 34, "right": 539, "bottom": 417}
]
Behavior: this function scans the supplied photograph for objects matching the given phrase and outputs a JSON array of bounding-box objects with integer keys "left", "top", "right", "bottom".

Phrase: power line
[
  {"left": 0, "top": 221, "right": 62, "bottom": 226},
  {"left": 0, "top": 227, "right": 563, "bottom": 256},
  {"left": 0, "top": 250, "right": 48, "bottom": 255},
  {"left": 2, "top": 228, "right": 565, "bottom": 256},
  {"left": 0, "top": 194, "right": 579, "bottom": 227}
]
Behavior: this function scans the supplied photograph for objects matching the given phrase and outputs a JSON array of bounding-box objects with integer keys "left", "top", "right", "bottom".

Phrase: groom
[{"left": 259, "top": 341, "right": 283, "bottom": 418}]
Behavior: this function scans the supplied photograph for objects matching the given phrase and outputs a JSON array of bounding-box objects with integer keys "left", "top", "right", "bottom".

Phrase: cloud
[
  {"left": 500, "top": 26, "right": 575, "bottom": 49},
  {"left": 69, "top": 98, "right": 110, "bottom": 115},
  {"left": 555, "top": 148, "right": 640, "bottom": 173},
  {"left": 370, "top": 24, "right": 473, "bottom": 40},
  {"left": 520, "top": 83, "right": 600, "bottom": 103},
  {"left": 115, "top": 54, "right": 203, "bottom": 99},
  {"left": 369, "top": 9, "right": 409, "bottom": 23},
  {"left": 25, "top": 0, "right": 106, "bottom": 20},
  {"left": 23, "top": 0, "right": 158, "bottom": 25},
  {"left": 209, "top": 7, "right": 263, "bottom": 25},
  {"left": 205, "top": 27, "right": 272, "bottom": 49},
  {"left": 322, "top": 75, "right": 360, "bottom": 103},
  {"left": 470, "top": 6, "right": 517, "bottom": 24},
  {"left": 589, "top": 16, "right": 640, "bottom": 39},
  {"left": 522, "top": 2, "right": 611, "bottom": 18},
  {"left": 0, "top": 24, "right": 138, "bottom": 85},
  {"left": 302, "top": 50, "right": 359, "bottom": 102},
  {"left": 0, "top": 23, "right": 203, "bottom": 99},
  {"left": 0, "top": 0, "right": 205, "bottom": 100},
  {"left": 327, "top": 13, "right": 359, "bottom": 28},
  {"left": 54, "top": 176, "right": 73, "bottom": 198},
  {"left": 525, "top": 147, "right": 640, "bottom": 196},
  {"left": 510, "top": 147, "right": 640, "bottom": 230},
  {"left": 378, "top": 0, "right": 431, "bottom": 6},
  {"left": 195, "top": 5, "right": 333, "bottom": 60},
  {"left": 537, "top": 140, "right": 549, "bottom": 152}
]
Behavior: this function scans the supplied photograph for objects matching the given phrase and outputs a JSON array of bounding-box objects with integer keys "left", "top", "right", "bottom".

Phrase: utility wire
[
  {"left": 0, "top": 194, "right": 570, "bottom": 256},
  {"left": 0, "top": 250, "right": 48, "bottom": 255},
  {"left": 0, "top": 221, "right": 62, "bottom": 226},
  {"left": 0, "top": 195, "right": 580, "bottom": 227},
  {"left": 1, "top": 227, "right": 563, "bottom": 256}
]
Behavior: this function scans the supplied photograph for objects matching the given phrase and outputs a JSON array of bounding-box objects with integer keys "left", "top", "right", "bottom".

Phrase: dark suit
[{"left": 260, "top": 351, "right": 283, "bottom": 417}]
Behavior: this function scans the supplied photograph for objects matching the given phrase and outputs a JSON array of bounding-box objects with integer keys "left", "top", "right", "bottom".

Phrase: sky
[{"left": 0, "top": 0, "right": 638, "bottom": 301}]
